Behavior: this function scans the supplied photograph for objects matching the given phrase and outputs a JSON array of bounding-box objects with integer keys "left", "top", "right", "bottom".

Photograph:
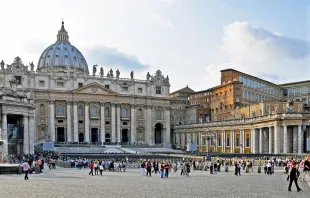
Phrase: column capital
[
  {"left": 73, "top": 101, "right": 78, "bottom": 105},
  {"left": 29, "top": 115, "right": 35, "bottom": 119},
  {"left": 85, "top": 101, "right": 90, "bottom": 106},
  {"left": 111, "top": 103, "right": 116, "bottom": 107},
  {"left": 131, "top": 104, "right": 136, "bottom": 108},
  {"left": 49, "top": 100, "right": 55, "bottom": 104},
  {"left": 66, "top": 101, "right": 72, "bottom": 105},
  {"left": 100, "top": 102, "right": 105, "bottom": 107}
]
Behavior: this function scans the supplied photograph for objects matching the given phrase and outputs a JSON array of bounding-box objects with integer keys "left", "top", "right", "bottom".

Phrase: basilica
[{"left": 0, "top": 22, "right": 171, "bottom": 157}]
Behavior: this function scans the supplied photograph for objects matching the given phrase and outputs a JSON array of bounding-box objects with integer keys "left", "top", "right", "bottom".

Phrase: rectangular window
[
  {"left": 226, "top": 137, "right": 230, "bottom": 147},
  {"left": 156, "top": 111, "right": 162, "bottom": 120},
  {"left": 218, "top": 138, "right": 221, "bottom": 147},
  {"left": 138, "top": 87, "right": 143, "bottom": 93},
  {"left": 236, "top": 137, "right": 240, "bottom": 147},
  {"left": 78, "top": 83, "right": 83, "bottom": 88},
  {"left": 122, "top": 87, "right": 129, "bottom": 92},
  {"left": 15, "top": 76, "right": 22, "bottom": 85},
  {"left": 105, "top": 85, "right": 110, "bottom": 89},
  {"left": 57, "top": 81, "right": 64, "bottom": 88},
  {"left": 39, "top": 80, "right": 45, "bottom": 87},
  {"left": 57, "top": 120, "right": 64, "bottom": 123},
  {"left": 246, "top": 137, "right": 250, "bottom": 147},
  {"left": 156, "top": 86, "right": 162, "bottom": 94},
  {"left": 79, "top": 120, "right": 83, "bottom": 124},
  {"left": 123, "top": 122, "right": 128, "bottom": 125},
  {"left": 105, "top": 121, "right": 110, "bottom": 125}
]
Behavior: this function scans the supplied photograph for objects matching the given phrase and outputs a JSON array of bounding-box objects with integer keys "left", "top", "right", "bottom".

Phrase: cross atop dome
[{"left": 56, "top": 20, "right": 69, "bottom": 43}]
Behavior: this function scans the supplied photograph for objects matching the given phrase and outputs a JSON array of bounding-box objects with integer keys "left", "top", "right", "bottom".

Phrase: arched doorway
[
  {"left": 91, "top": 128, "right": 98, "bottom": 143},
  {"left": 57, "top": 127, "right": 65, "bottom": 142},
  {"left": 155, "top": 123, "right": 163, "bottom": 144},
  {"left": 105, "top": 133, "right": 111, "bottom": 143},
  {"left": 79, "top": 133, "right": 84, "bottom": 143},
  {"left": 122, "top": 129, "right": 129, "bottom": 143}
]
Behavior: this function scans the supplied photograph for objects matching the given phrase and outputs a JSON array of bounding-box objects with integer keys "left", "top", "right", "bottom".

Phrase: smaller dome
[{"left": 37, "top": 21, "right": 89, "bottom": 73}]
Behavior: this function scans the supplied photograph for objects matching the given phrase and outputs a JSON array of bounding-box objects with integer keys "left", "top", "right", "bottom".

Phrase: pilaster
[
  {"left": 66, "top": 102, "right": 72, "bottom": 142},
  {"left": 84, "top": 101, "right": 90, "bottom": 142},
  {"left": 23, "top": 116, "right": 29, "bottom": 154},
  {"left": 100, "top": 102, "right": 105, "bottom": 143},
  {"left": 49, "top": 100, "right": 55, "bottom": 142},
  {"left": 283, "top": 125, "right": 288, "bottom": 153}
]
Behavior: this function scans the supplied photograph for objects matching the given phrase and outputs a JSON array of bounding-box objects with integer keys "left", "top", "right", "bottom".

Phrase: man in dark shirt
[
  {"left": 146, "top": 161, "right": 152, "bottom": 177},
  {"left": 287, "top": 162, "right": 301, "bottom": 192}
]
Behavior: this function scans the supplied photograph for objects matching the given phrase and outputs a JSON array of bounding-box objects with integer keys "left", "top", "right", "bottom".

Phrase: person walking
[
  {"left": 99, "top": 162, "right": 104, "bottom": 176},
  {"left": 160, "top": 162, "right": 165, "bottom": 178},
  {"left": 165, "top": 162, "right": 169, "bottom": 178},
  {"left": 298, "top": 160, "right": 305, "bottom": 181},
  {"left": 89, "top": 161, "right": 94, "bottom": 176},
  {"left": 22, "top": 160, "right": 30, "bottom": 180},
  {"left": 146, "top": 160, "right": 152, "bottom": 177},
  {"left": 305, "top": 157, "right": 310, "bottom": 179},
  {"left": 287, "top": 162, "right": 302, "bottom": 192}
]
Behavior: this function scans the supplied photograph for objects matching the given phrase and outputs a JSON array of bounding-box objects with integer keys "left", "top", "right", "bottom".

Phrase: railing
[
  {"left": 173, "top": 113, "right": 310, "bottom": 129},
  {"left": 53, "top": 142, "right": 163, "bottom": 148}
]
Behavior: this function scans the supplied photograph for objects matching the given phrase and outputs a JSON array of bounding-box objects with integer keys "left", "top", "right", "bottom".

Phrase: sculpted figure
[
  {"left": 100, "top": 67, "right": 104, "bottom": 77},
  {"left": 0, "top": 60, "right": 4, "bottom": 70},
  {"left": 146, "top": 72, "right": 151, "bottom": 81},
  {"left": 93, "top": 64, "right": 97, "bottom": 76},
  {"left": 29, "top": 62, "right": 34, "bottom": 72},
  {"left": 130, "top": 71, "right": 134, "bottom": 79},
  {"left": 110, "top": 69, "right": 114, "bottom": 77},
  {"left": 275, "top": 104, "right": 279, "bottom": 113},
  {"left": 116, "top": 69, "right": 120, "bottom": 79}
]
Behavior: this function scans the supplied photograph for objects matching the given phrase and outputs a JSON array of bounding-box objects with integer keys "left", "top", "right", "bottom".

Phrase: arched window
[
  {"left": 105, "top": 107, "right": 110, "bottom": 117},
  {"left": 91, "top": 106, "right": 98, "bottom": 117},
  {"left": 137, "top": 108, "right": 143, "bottom": 118},
  {"left": 56, "top": 104, "right": 64, "bottom": 116},
  {"left": 40, "top": 104, "right": 45, "bottom": 114},
  {"left": 121, "top": 108, "right": 127, "bottom": 117},
  {"left": 78, "top": 105, "right": 83, "bottom": 116}
]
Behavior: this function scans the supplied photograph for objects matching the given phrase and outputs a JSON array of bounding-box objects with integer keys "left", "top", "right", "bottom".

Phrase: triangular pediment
[{"left": 72, "top": 82, "right": 117, "bottom": 95}]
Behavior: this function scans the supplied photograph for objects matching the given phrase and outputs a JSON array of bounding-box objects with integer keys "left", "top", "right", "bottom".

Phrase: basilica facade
[{"left": 0, "top": 22, "right": 171, "bottom": 157}]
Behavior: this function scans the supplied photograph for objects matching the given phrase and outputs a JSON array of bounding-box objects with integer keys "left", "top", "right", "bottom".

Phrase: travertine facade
[{"left": 0, "top": 22, "right": 171, "bottom": 157}]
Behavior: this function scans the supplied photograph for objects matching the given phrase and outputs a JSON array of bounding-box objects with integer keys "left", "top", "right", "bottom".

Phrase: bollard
[
  {"left": 258, "top": 166, "right": 261, "bottom": 173},
  {"left": 225, "top": 165, "right": 228, "bottom": 172}
]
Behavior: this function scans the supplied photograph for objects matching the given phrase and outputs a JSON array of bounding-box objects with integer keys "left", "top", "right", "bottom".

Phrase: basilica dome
[{"left": 37, "top": 21, "right": 89, "bottom": 73}]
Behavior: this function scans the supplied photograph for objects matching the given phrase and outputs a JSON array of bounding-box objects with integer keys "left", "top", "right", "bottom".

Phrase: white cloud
[{"left": 151, "top": 13, "right": 174, "bottom": 28}]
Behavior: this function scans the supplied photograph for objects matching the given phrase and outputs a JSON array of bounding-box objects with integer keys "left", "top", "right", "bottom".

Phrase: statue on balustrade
[
  {"left": 0, "top": 60, "right": 4, "bottom": 70},
  {"left": 100, "top": 67, "right": 104, "bottom": 77},
  {"left": 130, "top": 71, "right": 134, "bottom": 79},
  {"left": 146, "top": 72, "right": 151, "bottom": 81},
  {"left": 93, "top": 64, "right": 97, "bottom": 76},
  {"left": 110, "top": 69, "right": 114, "bottom": 77},
  {"left": 116, "top": 69, "right": 120, "bottom": 79},
  {"left": 252, "top": 111, "right": 256, "bottom": 118},
  {"left": 275, "top": 104, "right": 279, "bottom": 113},
  {"left": 29, "top": 62, "right": 34, "bottom": 72}
]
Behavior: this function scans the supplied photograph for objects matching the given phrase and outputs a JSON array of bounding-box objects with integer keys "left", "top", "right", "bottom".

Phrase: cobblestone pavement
[{"left": 0, "top": 166, "right": 309, "bottom": 198}]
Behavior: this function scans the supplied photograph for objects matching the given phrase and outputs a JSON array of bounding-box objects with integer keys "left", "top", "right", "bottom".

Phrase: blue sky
[{"left": 0, "top": 0, "right": 309, "bottom": 92}]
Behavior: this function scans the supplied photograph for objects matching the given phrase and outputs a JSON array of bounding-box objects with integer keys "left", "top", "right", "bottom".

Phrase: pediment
[{"left": 72, "top": 82, "right": 117, "bottom": 95}]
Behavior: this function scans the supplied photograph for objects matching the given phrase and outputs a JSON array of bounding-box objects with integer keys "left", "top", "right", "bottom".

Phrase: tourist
[
  {"left": 22, "top": 160, "right": 30, "bottom": 180},
  {"left": 180, "top": 163, "right": 184, "bottom": 176},
  {"left": 94, "top": 160, "right": 99, "bottom": 175},
  {"left": 160, "top": 162, "right": 165, "bottom": 178},
  {"left": 99, "top": 162, "right": 104, "bottom": 176},
  {"left": 89, "top": 161, "right": 94, "bottom": 176},
  {"left": 146, "top": 160, "right": 152, "bottom": 177},
  {"left": 287, "top": 162, "right": 302, "bottom": 192},
  {"left": 298, "top": 160, "right": 305, "bottom": 180},
  {"left": 237, "top": 162, "right": 241, "bottom": 176},
  {"left": 122, "top": 161, "right": 127, "bottom": 172},
  {"left": 263, "top": 161, "right": 267, "bottom": 174},
  {"left": 267, "top": 161, "right": 272, "bottom": 175},
  {"left": 213, "top": 162, "right": 217, "bottom": 174},
  {"left": 141, "top": 161, "right": 146, "bottom": 176},
  {"left": 209, "top": 162, "right": 213, "bottom": 174},
  {"left": 304, "top": 157, "right": 310, "bottom": 179},
  {"left": 165, "top": 162, "right": 169, "bottom": 178}
]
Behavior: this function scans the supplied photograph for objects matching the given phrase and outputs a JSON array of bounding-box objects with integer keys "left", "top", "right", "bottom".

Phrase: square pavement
[{"left": 0, "top": 166, "right": 309, "bottom": 198}]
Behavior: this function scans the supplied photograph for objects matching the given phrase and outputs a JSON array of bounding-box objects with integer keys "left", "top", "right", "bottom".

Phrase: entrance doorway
[
  {"left": 7, "top": 114, "right": 23, "bottom": 156},
  {"left": 155, "top": 123, "right": 163, "bottom": 144},
  {"left": 122, "top": 129, "right": 129, "bottom": 143},
  {"left": 57, "top": 127, "right": 65, "bottom": 142},
  {"left": 91, "top": 128, "right": 98, "bottom": 143},
  {"left": 79, "top": 133, "right": 84, "bottom": 143},
  {"left": 105, "top": 133, "right": 111, "bottom": 143}
]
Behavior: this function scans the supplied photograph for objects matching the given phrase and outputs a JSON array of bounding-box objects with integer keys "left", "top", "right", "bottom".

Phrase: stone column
[
  {"left": 263, "top": 128, "right": 268, "bottom": 153},
  {"left": 165, "top": 107, "right": 171, "bottom": 147},
  {"left": 84, "top": 102, "right": 90, "bottom": 142},
  {"left": 100, "top": 102, "right": 105, "bottom": 143},
  {"left": 111, "top": 104, "right": 116, "bottom": 142},
  {"left": 231, "top": 130, "right": 234, "bottom": 153},
  {"left": 259, "top": 128, "right": 263, "bottom": 153},
  {"left": 23, "top": 116, "right": 29, "bottom": 154},
  {"left": 298, "top": 125, "right": 302, "bottom": 154},
  {"left": 293, "top": 126, "right": 298, "bottom": 153},
  {"left": 222, "top": 131, "right": 225, "bottom": 153},
  {"left": 130, "top": 104, "right": 135, "bottom": 143},
  {"left": 73, "top": 101, "right": 78, "bottom": 142},
  {"left": 252, "top": 128, "right": 256, "bottom": 154},
  {"left": 29, "top": 115, "right": 35, "bottom": 154},
  {"left": 274, "top": 124, "right": 280, "bottom": 154},
  {"left": 241, "top": 129, "right": 245, "bottom": 153},
  {"left": 49, "top": 100, "right": 55, "bottom": 141},
  {"left": 66, "top": 102, "right": 72, "bottom": 142},
  {"left": 146, "top": 106, "right": 152, "bottom": 145},
  {"left": 116, "top": 104, "right": 121, "bottom": 143},
  {"left": 268, "top": 126, "right": 273, "bottom": 154},
  {"left": 2, "top": 113, "right": 8, "bottom": 157},
  {"left": 283, "top": 125, "right": 288, "bottom": 153}
]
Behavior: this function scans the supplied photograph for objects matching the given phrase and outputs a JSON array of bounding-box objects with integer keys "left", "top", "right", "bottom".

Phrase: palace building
[
  {"left": 0, "top": 22, "right": 171, "bottom": 157},
  {"left": 172, "top": 69, "right": 310, "bottom": 154}
]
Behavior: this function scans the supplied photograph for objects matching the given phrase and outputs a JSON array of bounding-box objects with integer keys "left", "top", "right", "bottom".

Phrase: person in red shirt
[
  {"left": 89, "top": 161, "right": 94, "bottom": 176},
  {"left": 146, "top": 160, "right": 152, "bottom": 177}
]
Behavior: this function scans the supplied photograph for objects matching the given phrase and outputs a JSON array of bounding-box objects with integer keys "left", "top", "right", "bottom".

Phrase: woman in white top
[{"left": 298, "top": 161, "right": 305, "bottom": 180}]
